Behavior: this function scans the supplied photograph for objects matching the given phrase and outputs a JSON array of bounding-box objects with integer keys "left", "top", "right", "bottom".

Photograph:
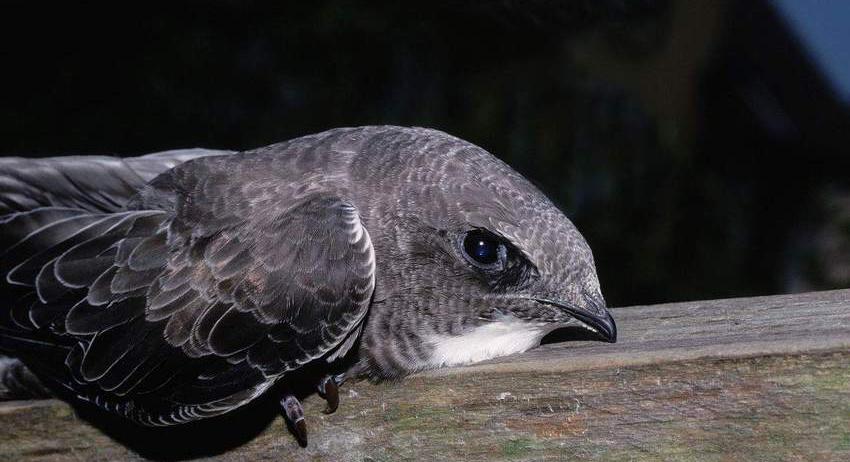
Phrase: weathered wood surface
[{"left": 1, "top": 289, "right": 849, "bottom": 461}]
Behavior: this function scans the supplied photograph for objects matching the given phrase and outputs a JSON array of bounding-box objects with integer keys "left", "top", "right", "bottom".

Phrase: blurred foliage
[{"left": 2, "top": 0, "right": 848, "bottom": 305}]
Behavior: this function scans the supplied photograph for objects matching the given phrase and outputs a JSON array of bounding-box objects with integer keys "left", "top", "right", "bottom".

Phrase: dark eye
[{"left": 462, "top": 230, "right": 505, "bottom": 266}]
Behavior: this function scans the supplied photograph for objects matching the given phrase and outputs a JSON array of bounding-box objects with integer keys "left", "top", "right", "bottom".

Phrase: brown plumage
[{"left": 0, "top": 126, "right": 615, "bottom": 443}]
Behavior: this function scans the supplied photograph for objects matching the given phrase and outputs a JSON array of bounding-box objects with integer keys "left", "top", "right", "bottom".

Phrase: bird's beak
[{"left": 533, "top": 296, "right": 617, "bottom": 343}]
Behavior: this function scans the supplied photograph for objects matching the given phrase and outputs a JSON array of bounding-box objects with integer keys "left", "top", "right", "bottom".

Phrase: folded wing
[{"left": 0, "top": 155, "right": 374, "bottom": 425}]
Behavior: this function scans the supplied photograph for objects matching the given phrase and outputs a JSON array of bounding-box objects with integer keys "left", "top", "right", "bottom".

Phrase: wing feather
[
  {"left": 2, "top": 153, "right": 375, "bottom": 425},
  {"left": 0, "top": 149, "right": 232, "bottom": 214}
]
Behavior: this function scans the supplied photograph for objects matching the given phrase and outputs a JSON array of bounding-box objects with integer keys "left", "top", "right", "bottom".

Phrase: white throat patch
[{"left": 426, "top": 315, "right": 565, "bottom": 368}]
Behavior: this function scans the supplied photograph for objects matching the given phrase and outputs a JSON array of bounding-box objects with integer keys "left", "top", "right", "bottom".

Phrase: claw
[
  {"left": 292, "top": 419, "right": 308, "bottom": 447},
  {"left": 281, "top": 394, "right": 308, "bottom": 447},
  {"left": 318, "top": 375, "right": 339, "bottom": 414}
]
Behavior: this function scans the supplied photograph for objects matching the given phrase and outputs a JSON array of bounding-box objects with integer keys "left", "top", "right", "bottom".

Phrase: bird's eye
[{"left": 462, "top": 230, "right": 505, "bottom": 266}]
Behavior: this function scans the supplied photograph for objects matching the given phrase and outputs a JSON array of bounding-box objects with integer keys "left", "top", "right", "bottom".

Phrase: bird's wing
[
  {"left": 0, "top": 171, "right": 375, "bottom": 423},
  {"left": 0, "top": 148, "right": 233, "bottom": 213}
]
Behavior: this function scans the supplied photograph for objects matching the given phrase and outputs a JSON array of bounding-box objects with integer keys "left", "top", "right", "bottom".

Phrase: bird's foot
[
  {"left": 281, "top": 394, "right": 308, "bottom": 447},
  {"left": 280, "top": 374, "right": 346, "bottom": 446},
  {"left": 317, "top": 373, "right": 345, "bottom": 414},
  {"left": 0, "top": 358, "right": 52, "bottom": 400}
]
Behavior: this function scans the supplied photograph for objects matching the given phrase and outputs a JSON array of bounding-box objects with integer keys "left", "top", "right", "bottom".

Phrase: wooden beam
[{"left": 1, "top": 290, "right": 849, "bottom": 461}]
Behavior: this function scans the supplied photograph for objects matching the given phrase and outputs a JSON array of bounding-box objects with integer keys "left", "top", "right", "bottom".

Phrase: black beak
[{"left": 534, "top": 297, "right": 617, "bottom": 343}]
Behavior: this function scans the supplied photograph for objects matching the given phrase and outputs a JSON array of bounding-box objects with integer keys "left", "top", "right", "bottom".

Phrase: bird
[{"left": 0, "top": 125, "right": 616, "bottom": 447}]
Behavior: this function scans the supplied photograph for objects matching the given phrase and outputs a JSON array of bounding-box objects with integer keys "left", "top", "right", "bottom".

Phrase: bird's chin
[{"left": 423, "top": 315, "right": 569, "bottom": 368}]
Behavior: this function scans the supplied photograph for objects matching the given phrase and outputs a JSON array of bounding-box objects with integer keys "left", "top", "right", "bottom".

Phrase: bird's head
[{"left": 351, "top": 127, "right": 616, "bottom": 377}]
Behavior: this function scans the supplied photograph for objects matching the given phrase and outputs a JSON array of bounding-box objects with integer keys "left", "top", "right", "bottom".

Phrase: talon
[
  {"left": 293, "top": 418, "right": 308, "bottom": 447},
  {"left": 318, "top": 375, "right": 339, "bottom": 414},
  {"left": 281, "top": 394, "right": 308, "bottom": 447}
]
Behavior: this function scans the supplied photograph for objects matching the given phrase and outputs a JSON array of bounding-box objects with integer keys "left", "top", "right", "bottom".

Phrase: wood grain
[{"left": 1, "top": 289, "right": 849, "bottom": 461}]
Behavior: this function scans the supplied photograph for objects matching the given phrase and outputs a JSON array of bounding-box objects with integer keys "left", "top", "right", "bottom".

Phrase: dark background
[{"left": 2, "top": 0, "right": 849, "bottom": 307}]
